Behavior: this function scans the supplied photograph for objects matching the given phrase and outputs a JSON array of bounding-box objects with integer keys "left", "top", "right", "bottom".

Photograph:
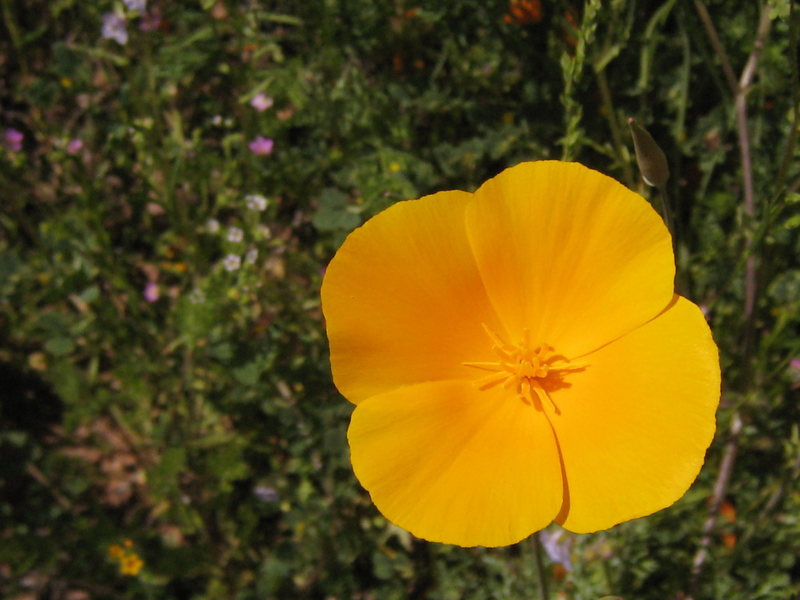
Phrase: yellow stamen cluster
[{"left": 464, "top": 325, "right": 586, "bottom": 413}]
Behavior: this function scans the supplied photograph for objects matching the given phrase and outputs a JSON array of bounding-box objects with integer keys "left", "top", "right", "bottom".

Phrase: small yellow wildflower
[
  {"left": 109, "top": 539, "right": 144, "bottom": 576},
  {"left": 119, "top": 553, "right": 144, "bottom": 576}
]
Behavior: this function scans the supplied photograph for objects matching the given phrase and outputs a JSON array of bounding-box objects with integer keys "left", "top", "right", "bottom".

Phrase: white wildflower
[
  {"left": 223, "top": 254, "right": 241, "bottom": 272},
  {"left": 226, "top": 226, "right": 244, "bottom": 243}
]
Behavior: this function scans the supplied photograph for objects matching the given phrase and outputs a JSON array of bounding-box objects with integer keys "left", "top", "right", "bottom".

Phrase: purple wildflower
[
  {"left": 250, "top": 93, "right": 274, "bottom": 112},
  {"left": 102, "top": 13, "right": 128, "bottom": 45},
  {"left": 248, "top": 136, "right": 274, "bottom": 156},
  {"left": 539, "top": 530, "right": 574, "bottom": 571},
  {"left": 4, "top": 128, "right": 23, "bottom": 152},
  {"left": 143, "top": 282, "right": 160, "bottom": 302},
  {"left": 66, "top": 138, "right": 83, "bottom": 155},
  {"left": 790, "top": 358, "right": 800, "bottom": 389},
  {"left": 253, "top": 485, "right": 279, "bottom": 503},
  {"left": 139, "top": 10, "right": 162, "bottom": 31},
  {"left": 123, "top": 0, "right": 147, "bottom": 11}
]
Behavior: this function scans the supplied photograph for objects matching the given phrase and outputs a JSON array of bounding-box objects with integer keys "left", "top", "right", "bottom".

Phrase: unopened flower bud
[{"left": 628, "top": 118, "right": 669, "bottom": 188}]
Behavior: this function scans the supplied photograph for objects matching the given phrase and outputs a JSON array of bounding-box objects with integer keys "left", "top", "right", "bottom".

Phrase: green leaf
[
  {"left": 209, "top": 342, "right": 233, "bottom": 361},
  {"left": 0, "top": 252, "right": 21, "bottom": 280},
  {"left": 44, "top": 337, "right": 75, "bottom": 356},
  {"left": 312, "top": 207, "right": 361, "bottom": 232},
  {"left": 312, "top": 188, "right": 361, "bottom": 232},
  {"left": 207, "top": 443, "right": 248, "bottom": 490},
  {"left": 233, "top": 361, "right": 262, "bottom": 386},
  {"left": 149, "top": 447, "right": 187, "bottom": 499}
]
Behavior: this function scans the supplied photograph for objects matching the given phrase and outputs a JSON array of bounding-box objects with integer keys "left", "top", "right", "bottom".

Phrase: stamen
[
  {"left": 462, "top": 324, "right": 586, "bottom": 412},
  {"left": 463, "top": 361, "right": 507, "bottom": 373},
  {"left": 493, "top": 346, "right": 516, "bottom": 363},
  {"left": 531, "top": 379, "right": 561, "bottom": 414},
  {"left": 481, "top": 323, "right": 508, "bottom": 350},
  {"left": 474, "top": 371, "right": 512, "bottom": 391}
]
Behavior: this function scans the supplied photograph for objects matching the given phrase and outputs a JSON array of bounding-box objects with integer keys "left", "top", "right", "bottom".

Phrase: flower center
[{"left": 463, "top": 325, "right": 586, "bottom": 413}]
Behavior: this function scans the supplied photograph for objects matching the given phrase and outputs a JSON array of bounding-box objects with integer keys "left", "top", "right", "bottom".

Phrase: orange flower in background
[
  {"left": 719, "top": 499, "right": 736, "bottom": 523},
  {"left": 719, "top": 499, "right": 737, "bottom": 549},
  {"left": 722, "top": 532, "right": 737, "bottom": 549},
  {"left": 321, "top": 161, "right": 720, "bottom": 547},
  {"left": 503, "top": 0, "right": 542, "bottom": 24}
]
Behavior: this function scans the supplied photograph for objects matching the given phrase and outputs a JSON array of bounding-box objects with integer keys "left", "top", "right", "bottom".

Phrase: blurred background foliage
[{"left": 1, "top": 0, "right": 799, "bottom": 598}]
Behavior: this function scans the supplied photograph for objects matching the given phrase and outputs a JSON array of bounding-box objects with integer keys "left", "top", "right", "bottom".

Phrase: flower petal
[
  {"left": 322, "top": 191, "right": 502, "bottom": 403},
  {"left": 348, "top": 380, "right": 564, "bottom": 547},
  {"left": 465, "top": 161, "right": 675, "bottom": 359},
  {"left": 550, "top": 296, "right": 720, "bottom": 532}
]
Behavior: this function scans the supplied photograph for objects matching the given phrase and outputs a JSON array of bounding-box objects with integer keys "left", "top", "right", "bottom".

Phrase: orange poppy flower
[{"left": 321, "top": 161, "right": 720, "bottom": 547}]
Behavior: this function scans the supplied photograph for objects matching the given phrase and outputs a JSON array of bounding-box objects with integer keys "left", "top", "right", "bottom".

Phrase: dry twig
[{"left": 687, "top": 3, "right": 773, "bottom": 594}]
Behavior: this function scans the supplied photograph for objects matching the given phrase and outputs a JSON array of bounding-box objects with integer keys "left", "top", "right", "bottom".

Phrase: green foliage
[{"left": 1, "top": 0, "right": 798, "bottom": 599}]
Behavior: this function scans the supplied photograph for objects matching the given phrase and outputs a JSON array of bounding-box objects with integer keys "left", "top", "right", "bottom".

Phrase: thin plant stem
[
  {"left": 776, "top": 0, "right": 799, "bottom": 194},
  {"left": 25, "top": 462, "right": 72, "bottom": 510},
  {"left": 737, "top": 8, "right": 771, "bottom": 358},
  {"left": 1, "top": 0, "right": 27, "bottom": 75},
  {"left": 532, "top": 532, "right": 550, "bottom": 600},
  {"left": 559, "top": 0, "right": 601, "bottom": 161},
  {"left": 691, "top": 0, "right": 738, "bottom": 95},
  {"left": 689, "top": 412, "right": 742, "bottom": 584},
  {"left": 687, "top": 4, "right": 772, "bottom": 595},
  {"left": 737, "top": 454, "right": 800, "bottom": 549},
  {"left": 596, "top": 68, "right": 634, "bottom": 188}
]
